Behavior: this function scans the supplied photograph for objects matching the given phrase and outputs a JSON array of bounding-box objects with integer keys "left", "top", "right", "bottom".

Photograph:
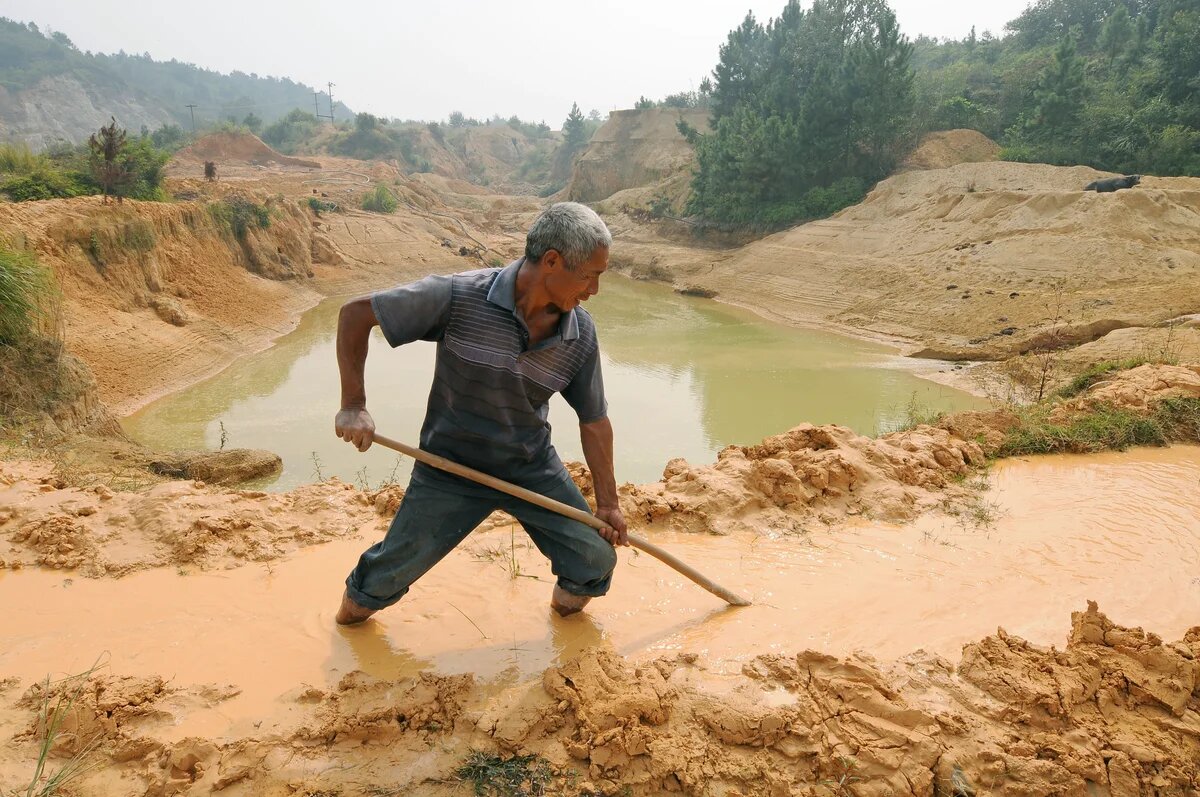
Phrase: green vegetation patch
[
  {"left": 996, "top": 397, "right": 1200, "bottom": 457},
  {"left": 1056, "top": 358, "right": 1153, "bottom": 398},
  {"left": 210, "top": 197, "right": 272, "bottom": 239},
  {"left": 455, "top": 751, "right": 555, "bottom": 797},
  {"left": 361, "top": 184, "right": 397, "bottom": 214},
  {"left": 0, "top": 244, "right": 52, "bottom": 344}
]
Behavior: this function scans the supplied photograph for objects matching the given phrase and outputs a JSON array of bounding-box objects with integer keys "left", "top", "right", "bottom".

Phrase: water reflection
[{"left": 124, "top": 275, "right": 985, "bottom": 489}]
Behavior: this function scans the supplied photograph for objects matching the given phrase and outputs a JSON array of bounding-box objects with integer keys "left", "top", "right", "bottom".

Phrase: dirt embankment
[
  {"left": 567, "top": 108, "right": 710, "bottom": 212},
  {"left": 0, "top": 158, "right": 529, "bottom": 420}
]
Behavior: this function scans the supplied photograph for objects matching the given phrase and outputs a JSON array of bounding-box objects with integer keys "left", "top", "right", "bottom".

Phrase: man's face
[{"left": 542, "top": 245, "right": 608, "bottom": 312}]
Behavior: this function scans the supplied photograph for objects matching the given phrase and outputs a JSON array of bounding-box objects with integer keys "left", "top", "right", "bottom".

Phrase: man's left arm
[{"left": 579, "top": 416, "right": 628, "bottom": 546}]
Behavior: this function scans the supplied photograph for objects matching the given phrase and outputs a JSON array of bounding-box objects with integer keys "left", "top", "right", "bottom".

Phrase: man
[{"left": 333, "top": 202, "right": 627, "bottom": 624}]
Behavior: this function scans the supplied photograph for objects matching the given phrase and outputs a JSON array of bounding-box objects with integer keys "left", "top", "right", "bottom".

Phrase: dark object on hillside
[
  {"left": 204, "top": 161, "right": 217, "bottom": 181},
  {"left": 677, "top": 286, "right": 718, "bottom": 299},
  {"left": 1085, "top": 175, "right": 1140, "bottom": 192}
]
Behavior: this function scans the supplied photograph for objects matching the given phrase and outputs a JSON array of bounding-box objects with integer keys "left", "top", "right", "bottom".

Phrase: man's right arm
[{"left": 334, "top": 296, "right": 378, "bottom": 452}]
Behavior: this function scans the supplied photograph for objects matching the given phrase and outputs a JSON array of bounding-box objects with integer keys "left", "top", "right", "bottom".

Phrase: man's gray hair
[{"left": 525, "top": 202, "right": 612, "bottom": 270}]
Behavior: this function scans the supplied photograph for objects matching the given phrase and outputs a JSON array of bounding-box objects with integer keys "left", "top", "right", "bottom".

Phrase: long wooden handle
[{"left": 371, "top": 434, "right": 751, "bottom": 607}]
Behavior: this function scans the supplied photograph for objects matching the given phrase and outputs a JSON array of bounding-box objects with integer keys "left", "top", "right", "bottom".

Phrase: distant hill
[{"left": 0, "top": 17, "right": 352, "bottom": 149}]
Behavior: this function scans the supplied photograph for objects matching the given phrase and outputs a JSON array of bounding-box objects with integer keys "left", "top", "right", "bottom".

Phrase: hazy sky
[{"left": 2, "top": 0, "right": 1033, "bottom": 125}]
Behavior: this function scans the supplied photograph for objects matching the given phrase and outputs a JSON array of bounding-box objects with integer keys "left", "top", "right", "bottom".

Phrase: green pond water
[{"left": 123, "top": 276, "right": 986, "bottom": 490}]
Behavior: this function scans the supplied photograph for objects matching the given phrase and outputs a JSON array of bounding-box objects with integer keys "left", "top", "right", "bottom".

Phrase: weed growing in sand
[
  {"left": 455, "top": 750, "right": 554, "bottom": 797},
  {"left": 820, "top": 756, "right": 863, "bottom": 797},
  {"left": 22, "top": 658, "right": 107, "bottom": 797},
  {"left": 218, "top": 421, "right": 228, "bottom": 451},
  {"left": 880, "top": 393, "right": 946, "bottom": 434},
  {"left": 310, "top": 451, "right": 325, "bottom": 481}
]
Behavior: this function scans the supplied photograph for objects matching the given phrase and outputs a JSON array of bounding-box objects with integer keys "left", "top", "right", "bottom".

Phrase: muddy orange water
[{"left": 2, "top": 446, "right": 1198, "bottom": 740}]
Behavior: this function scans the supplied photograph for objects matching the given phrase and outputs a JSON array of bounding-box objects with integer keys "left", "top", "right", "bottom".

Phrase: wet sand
[{"left": 3, "top": 445, "right": 1197, "bottom": 743}]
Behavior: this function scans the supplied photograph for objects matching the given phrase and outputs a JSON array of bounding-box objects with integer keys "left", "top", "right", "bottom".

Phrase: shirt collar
[{"left": 486, "top": 256, "right": 580, "bottom": 341}]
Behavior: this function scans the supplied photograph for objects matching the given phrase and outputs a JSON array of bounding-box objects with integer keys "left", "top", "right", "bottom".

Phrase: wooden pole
[{"left": 371, "top": 434, "right": 751, "bottom": 607}]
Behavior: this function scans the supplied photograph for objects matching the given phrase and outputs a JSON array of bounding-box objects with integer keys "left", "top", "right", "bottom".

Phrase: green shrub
[
  {"left": 994, "top": 401, "right": 1198, "bottom": 457},
  {"left": 361, "top": 184, "right": 397, "bottom": 213},
  {"left": 306, "top": 196, "right": 338, "bottom": 215},
  {"left": 210, "top": 197, "right": 271, "bottom": 238},
  {"left": 0, "top": 245, "right": 51, "bottom": 344},
  {"left": 0, "top": 169, "right": 86, "bottom": 201}
]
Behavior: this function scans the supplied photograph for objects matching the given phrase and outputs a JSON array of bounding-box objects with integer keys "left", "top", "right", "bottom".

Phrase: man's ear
[{"left": 541, "top": 249, "right": 563, "bottom": 272}]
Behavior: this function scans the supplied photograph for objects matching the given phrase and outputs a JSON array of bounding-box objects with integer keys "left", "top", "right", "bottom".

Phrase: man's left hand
[{"left": 595, "top": 505, "right": 628, "bottom": 547}]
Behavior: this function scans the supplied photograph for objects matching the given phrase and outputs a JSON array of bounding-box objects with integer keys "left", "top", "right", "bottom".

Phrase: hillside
[
  {"left": 0, "top": 17, "right": 352, "bottom": 149},
  {"left": 566, "top": 107, "right": 710, "bottom": 211}
]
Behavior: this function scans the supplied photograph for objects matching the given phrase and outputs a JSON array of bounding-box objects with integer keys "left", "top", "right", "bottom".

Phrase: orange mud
[{"left": 1, "top": 446, "right": 1198, "bottom": 795}]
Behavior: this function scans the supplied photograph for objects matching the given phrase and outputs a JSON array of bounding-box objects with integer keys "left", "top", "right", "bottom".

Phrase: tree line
[{"left": 684, "top": 0, "right": 1199, "bottom": 226}]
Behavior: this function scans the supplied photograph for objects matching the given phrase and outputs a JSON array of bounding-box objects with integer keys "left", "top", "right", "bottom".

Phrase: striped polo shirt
[{"left": 370, "top": 258, "right": 606, "bottom": 492}]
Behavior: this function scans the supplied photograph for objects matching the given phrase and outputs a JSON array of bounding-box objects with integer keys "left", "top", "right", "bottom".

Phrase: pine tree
[
  {"left": 88, "top": 117, "right": 130, "bottom": 204},
  {"left": 1099, "top": 6, "right": 1133, "bottom": 64},
  {"left": 1034, "top": 35, "right": 1086, "bottom": 133},
  {"left": 563, "top": 102, "right": 588, "bottom": 153}
]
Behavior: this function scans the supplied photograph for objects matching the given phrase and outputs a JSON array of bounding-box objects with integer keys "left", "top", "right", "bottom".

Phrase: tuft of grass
[
  {"left": 996, "top": 397, "right": 1200, "bottom": 457},
  {"left": 455, "top": 751, "right": 554, "bottom": 797},
  {"left": 1056, "top": 358, "right": 1150, "bottom": 398},
  {"left": 883, "top": 393, "right": 947, "bottom": 434},
  {"left": 0, "top": 142, "right": 44, "bottom": 174},
  {"left": 0, "top": 245, "right": 54, "bottom": 345},
  {"left": 22, "top": 659, "right": 107, "bottom": 797}
]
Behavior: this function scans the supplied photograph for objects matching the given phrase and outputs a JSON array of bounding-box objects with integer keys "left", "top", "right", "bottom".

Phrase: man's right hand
[{"left": 335, "top": 407, "right": 376, "bottom": 452}]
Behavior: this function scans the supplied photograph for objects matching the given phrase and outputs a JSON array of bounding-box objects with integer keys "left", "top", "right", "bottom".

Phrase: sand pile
[
  {"left": 2, "top": 603, "right": 1195, "bottom": 796},
  {"left": 898, "top": 128, "right": 1001, "bottom": 172},
  {"left": 172, "top": 131, "right": 320, "bottom": 169},
  {"left": 617, "top": 423, "right": 984, "bottom": 534}
]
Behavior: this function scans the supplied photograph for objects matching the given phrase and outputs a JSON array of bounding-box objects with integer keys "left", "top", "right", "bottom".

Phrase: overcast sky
[{"left": 2, "top": 0, "right": 1033, "bottom": 125}]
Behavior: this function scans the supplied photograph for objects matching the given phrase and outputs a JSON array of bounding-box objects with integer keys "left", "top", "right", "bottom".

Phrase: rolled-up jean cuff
[
  {"left": 555, "top": 575, "right": 611, "bottom": 598},
  {"left": 344, "top": 576, "right": 405, "bottom": 611}
]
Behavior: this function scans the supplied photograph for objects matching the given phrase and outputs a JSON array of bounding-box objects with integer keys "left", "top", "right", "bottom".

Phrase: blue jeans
[{"left": 344, "top": 470, "right": 617, "bottom": 610}]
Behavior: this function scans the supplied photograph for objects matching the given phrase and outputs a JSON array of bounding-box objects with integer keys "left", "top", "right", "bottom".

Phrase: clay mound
[
  {"left": 899, "top": 128, "right": 1001, "bottom": 172},
  {"left": 9, "top": 604, "right": 1194, "bottom": 796},
  {"left": 619, "top": 422, "right": 984, "bottom": 534},
  {"left": 173, "top": 131, "right": 320, "bottom": 169},
  {"left": 567, "top": 107, "right": 710, "bottom": 204}
]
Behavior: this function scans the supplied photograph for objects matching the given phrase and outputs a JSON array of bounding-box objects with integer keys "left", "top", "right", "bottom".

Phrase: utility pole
[
  {"left": 327, "top": 82, "right": 336, "bottom": 123},
  {"left": 186, "top": 104, "right": 198, "bottom": 136},
  {"left": 314, "top": 92, "right": 320, "bottom": 118}
]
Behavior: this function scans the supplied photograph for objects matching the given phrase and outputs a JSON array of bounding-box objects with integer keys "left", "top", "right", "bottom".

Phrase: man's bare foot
[
  {"left": 550, "top": 585, "right": 591, "bottom": 617},
  {"left": 335, "top": 590, "right": 377, "bottom": 625}
]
